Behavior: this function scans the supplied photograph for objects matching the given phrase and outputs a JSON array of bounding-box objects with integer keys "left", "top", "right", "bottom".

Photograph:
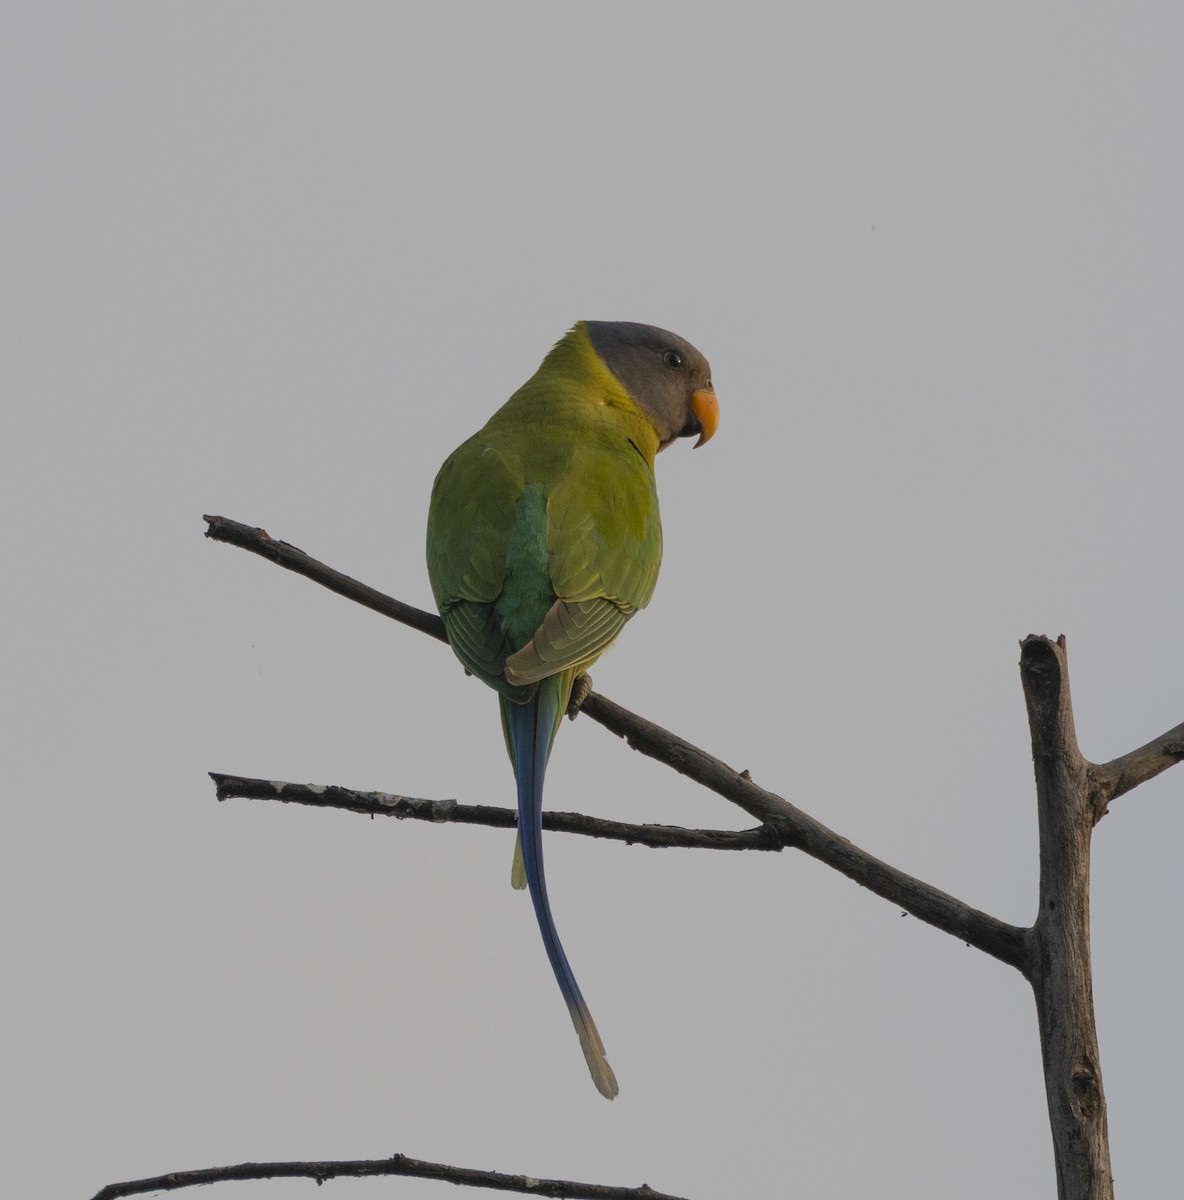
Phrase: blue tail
[{"left": 504, "top": 682, "right": 618, "bottom": 1099}]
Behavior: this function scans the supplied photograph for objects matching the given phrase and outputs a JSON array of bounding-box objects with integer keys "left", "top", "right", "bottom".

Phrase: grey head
[{"left": 584, "top": 320, "right": 717, "bottom": 449}]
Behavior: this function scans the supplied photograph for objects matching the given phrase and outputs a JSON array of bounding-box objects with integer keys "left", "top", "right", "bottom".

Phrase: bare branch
[
  {"left": 202, "top": 515, "right": 1028, "bottom": 970},
  {"left": 203, "top": 514, "right": 446, "bottom": 642},
  {"left": 1020, "top": 635, "right": 1112, "bottom": 1199},
  {"left": 1090, "top": 721, "right": 1184, "bottom": 820},
  {"left": 203, "top": 516, "right": 1184, "bottom": 1200},
  {"left": 580, "top": 692, "right": 1030, "bottom": 971},
  {"left": 91, "top": 1153, "right": 688, "bottom": 1200},
  {"left": 209, "top": 772, "right": 783, "bottom": 853}
]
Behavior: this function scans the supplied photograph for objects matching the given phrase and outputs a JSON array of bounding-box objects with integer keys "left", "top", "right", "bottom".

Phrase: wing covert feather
[{"left": 504, "top": 597, "right": 631, "bottom": 685}]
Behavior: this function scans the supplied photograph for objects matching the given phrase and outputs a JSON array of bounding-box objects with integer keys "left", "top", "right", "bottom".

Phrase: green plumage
[
  {"left": 427, "top": 323, "right": 663, "bottom": 694},
  {"left": 425, "top": 319, "right": 716, "bottom": 1098}
]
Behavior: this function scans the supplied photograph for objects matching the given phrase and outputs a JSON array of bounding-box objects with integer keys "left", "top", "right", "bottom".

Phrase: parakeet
[{"left": 425, "top": 320, "right": 718, "bottom": 1098}]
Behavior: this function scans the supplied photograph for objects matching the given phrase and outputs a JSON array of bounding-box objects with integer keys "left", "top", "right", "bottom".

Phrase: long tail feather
[{"left": 503, "top": 682, "right": 619, "bottom": 1099}]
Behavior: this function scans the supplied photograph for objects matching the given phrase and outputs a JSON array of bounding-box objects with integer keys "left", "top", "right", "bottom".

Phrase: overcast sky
[{"left": 4, "top": 5, "right": 1182, "bottom": 1198}]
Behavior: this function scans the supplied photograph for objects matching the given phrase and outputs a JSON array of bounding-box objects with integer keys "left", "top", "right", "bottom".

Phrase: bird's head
[{"left": 584, "top": 320, "right": 719, "bottom": 451}]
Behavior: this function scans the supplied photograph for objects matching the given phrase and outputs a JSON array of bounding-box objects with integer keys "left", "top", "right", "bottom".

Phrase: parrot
[{"left": 425, "top": 320, "right": 718, "bottom": 1098}]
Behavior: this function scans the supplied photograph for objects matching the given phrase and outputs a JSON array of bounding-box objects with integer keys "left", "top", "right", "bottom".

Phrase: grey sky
[{"left": 4, "top": 5, "right": 1182, "bottom": 1197}]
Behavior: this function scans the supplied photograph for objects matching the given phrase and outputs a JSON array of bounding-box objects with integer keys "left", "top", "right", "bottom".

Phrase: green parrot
[{"left": 425, "top": 320, "right": 718, "bottom": 1098}]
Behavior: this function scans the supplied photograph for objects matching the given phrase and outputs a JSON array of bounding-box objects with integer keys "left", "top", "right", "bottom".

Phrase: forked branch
[
  {"left": 195, "top": 516, "right": 1184, "bottom": 1200},
  {"left": 1020, "top": 635, "right": 1112, "bottom": 1200}
]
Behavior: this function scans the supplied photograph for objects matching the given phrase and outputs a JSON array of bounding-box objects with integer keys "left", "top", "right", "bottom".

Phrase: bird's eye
[{"left": 663, "top": 350, "right": 684, "bottom": 369}]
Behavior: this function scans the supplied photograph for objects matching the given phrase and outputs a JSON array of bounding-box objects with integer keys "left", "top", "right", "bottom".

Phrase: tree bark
[{"left": 1020, "top": 636, "right": 1113, "bottom": 1200}]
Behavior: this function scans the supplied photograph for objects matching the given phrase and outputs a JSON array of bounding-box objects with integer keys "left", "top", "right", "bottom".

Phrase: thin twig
[
  {"left": 91, "top": 1154, "right": 688, "bottom": 1200},
  {"left": 209, "top": 772, "right": 783, "bottom": 852},
  {"left": 203, "top": 514, "right": 446, "bottom": 641}
]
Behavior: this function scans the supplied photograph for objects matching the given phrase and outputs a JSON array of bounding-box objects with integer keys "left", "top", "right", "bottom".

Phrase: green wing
[
  {"left": 426, "top": 434, "right": 531, "bottom": 700},
  {"left": 428, "top": 356, "right": 666, "bottom": 696},
  {"left": 503, "top": 437, "right": 663, "bottom": 686}
]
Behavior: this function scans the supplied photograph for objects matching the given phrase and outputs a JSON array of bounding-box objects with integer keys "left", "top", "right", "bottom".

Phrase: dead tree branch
[
  {"left": 91, "top": 1153, "right": 688, "bottom": 1200},
  {"left": 1090, "top": 721, "right": 1184, "bottom": 820},
  {"left": 1020, "top": 635, "right": 1113, "bottom": 1200},
  {"left": 580, "top": 691, "right": 1031, "bottom": 969},
  {"left": 209, "top": 772, "right": 783, "bottom": 853},
  {"left": 204, "top": 515, "right": 1029, "bottom": 970},
  {"left": 203, "top": 513, "right": 447, "bottom": 641},
  {"left": 204, "top": 515, "right": 1183, "bottom": 1200}
]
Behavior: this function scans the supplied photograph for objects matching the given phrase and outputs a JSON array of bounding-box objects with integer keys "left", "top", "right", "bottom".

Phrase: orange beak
[{"left": 691, "top": 389, "right": 719, "bottom": 448}]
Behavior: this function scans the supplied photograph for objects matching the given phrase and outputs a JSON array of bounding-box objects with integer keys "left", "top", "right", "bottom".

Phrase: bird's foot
[{"left": 567, "top": 673, "right": 593, "bottom": 719}]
